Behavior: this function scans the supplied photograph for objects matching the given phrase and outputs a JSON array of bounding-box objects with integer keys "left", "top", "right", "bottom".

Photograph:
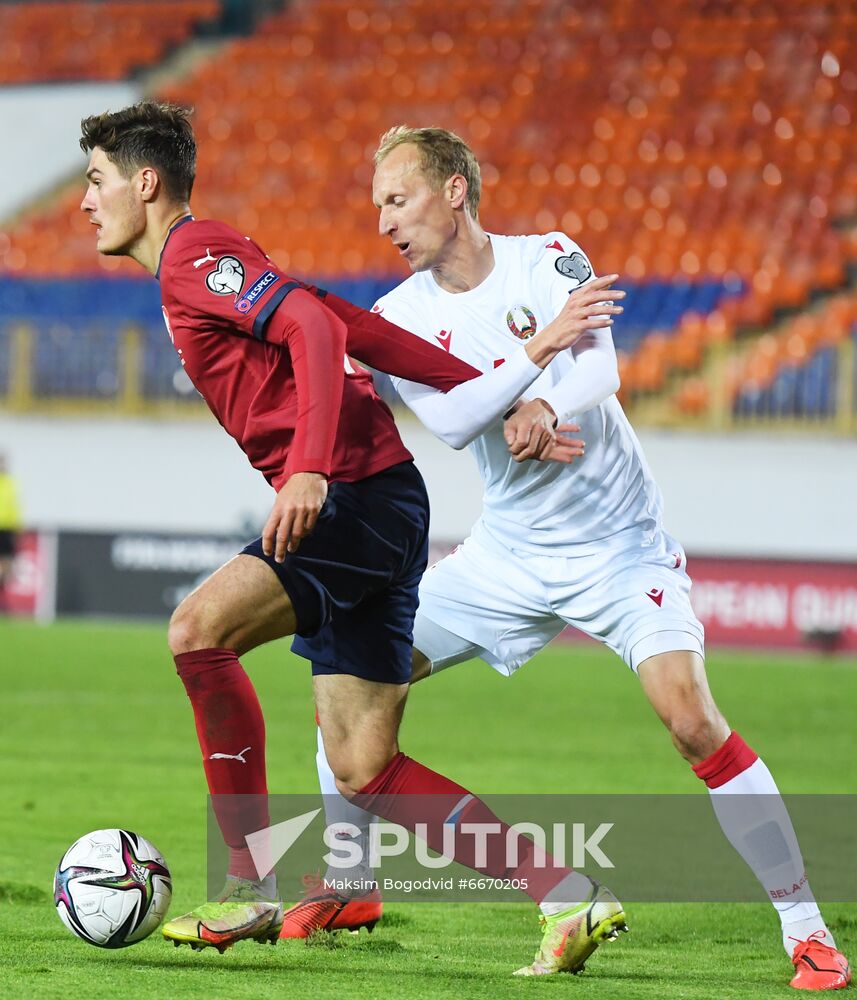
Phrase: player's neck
[
  {"left": 430, "top": 228, "right": 493, "bottom": 294},
  {"left": 130, "top": 204, "right": 192, "bottom": 275}
]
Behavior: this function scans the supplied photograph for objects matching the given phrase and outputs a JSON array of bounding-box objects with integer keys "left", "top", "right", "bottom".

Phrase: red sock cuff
[
  {"left": 174, "top": 648, "right": 239, "bottom": 680},
  {"left": 692, "top": 730, "right": 759, "bottom": 788},
  {"left": 358, "top": 752, "right": 410, "bottom": 798}
]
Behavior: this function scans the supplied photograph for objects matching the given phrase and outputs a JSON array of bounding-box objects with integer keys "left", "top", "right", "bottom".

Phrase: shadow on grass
[
  {"left": 374, "top": 912, "right": 415, "bottom": 928},
  {"left": 99, "top": 949, "right": 498, "bottom": 982},
  {"left": 0, "top": 881, "right": 50, "bottom": 904}
]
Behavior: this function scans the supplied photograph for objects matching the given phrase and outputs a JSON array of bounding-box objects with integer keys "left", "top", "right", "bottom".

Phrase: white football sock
[
  {"left": 316, "top": 727, "right": 376, "bottom": 892},
  {"left": 539, "top": 872, "right": 599, "bottom": 916},
  {"left": 708, "top": 757, "right": 832, "bottom": 956},
  {"left": 224, "top": 871, "right": 278, "bottom": 898}
]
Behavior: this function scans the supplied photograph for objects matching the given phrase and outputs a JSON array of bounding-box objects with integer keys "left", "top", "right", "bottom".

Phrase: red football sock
[
  {"left": 355, "top": 752, "right": 571, "bottom": 903},
  {"left": 692, "top": 730, "right": 758, "bottom": 788},
  {"left": 175, "top": 648, "right": 269, "bottom": 879}
]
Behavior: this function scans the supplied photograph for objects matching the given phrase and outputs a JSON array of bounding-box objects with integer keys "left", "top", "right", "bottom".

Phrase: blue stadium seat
[
  {"left": 797, "top": 348, "right": 835, "bottom": 417},
  {"left": 31, "top": 321, "right": 120, "bottom": 397},
  {"left": 733, "top": 385, "right": 770, "bottom": 419},
  {"left": 769, "top": 367, "right": 799, "bottom": 417},
  {"left": 0, "top": 324, "right": 9, "bottom": 394},
  {"left": 0, "top": 275, "right": 742, "bottom": 404}
]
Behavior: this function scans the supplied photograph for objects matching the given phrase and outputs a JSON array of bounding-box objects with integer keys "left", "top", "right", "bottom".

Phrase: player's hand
[
  {"left": 263, "top": 472, "right": 328, "bottom": 561},
  {"left": 526, "top": 274, "right": 624, "bottom": 369},
  {"left": 540, "top": 425, "right": 587, "bottom": 463},
  {"left": 503, "top": 399, "right": 585, "bottom": 464}
]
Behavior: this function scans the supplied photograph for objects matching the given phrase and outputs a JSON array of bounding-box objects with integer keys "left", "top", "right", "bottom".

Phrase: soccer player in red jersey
[{"left": 78, "top": 101, "right": 628, "bottom": 972}]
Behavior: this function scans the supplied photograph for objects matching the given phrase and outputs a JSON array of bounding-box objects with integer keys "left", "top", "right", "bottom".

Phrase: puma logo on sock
[{"left": 209, "top": 746, "right": 252, "bottom": 763}]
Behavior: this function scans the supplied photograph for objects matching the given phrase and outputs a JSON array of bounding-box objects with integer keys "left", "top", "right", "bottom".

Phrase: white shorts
[{"left": 414, "top": 527, "right": 704, "bottom": 675}]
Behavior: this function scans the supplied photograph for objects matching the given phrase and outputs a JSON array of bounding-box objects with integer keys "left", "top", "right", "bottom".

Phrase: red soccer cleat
[
  {"left": 790, "top": 933, "right": 851, "bottom": 991},
  {"left": 279, "top": 876, "right": 383, "bottom": 939},
  {"left": 329, "top": 887, "right": 383, "bottom": 932}
]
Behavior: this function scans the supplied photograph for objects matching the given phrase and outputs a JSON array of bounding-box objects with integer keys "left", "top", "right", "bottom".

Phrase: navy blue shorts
[
  {"left": 0, "top": 530, "right": 15, "bottom": 558},
  {"left": 242, "top": 461, "right": 428, "bottom": 685}
]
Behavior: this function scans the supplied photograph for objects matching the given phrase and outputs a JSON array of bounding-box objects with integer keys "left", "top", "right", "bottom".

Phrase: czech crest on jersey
[{"left": 506, "top": 305, "right": 538, "bottom": 340}]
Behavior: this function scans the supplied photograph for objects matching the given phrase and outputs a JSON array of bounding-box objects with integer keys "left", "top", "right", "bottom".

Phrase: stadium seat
[
  {"left": 1, "top": 0, "right": 855, "bottom": 421},
  {"left": 0, "top": 2, "right": 219, "bottom": 83}
]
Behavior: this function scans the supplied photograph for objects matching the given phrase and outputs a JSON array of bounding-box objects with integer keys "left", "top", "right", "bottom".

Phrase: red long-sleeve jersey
[{"left": 157, "top": 217, "right": 480, "bottom": 489}]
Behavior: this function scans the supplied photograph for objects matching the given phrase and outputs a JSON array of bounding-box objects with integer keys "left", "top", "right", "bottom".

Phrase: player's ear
[
  {"left": 139, "top": 166, "right": 160, "bottom": 203},
  {"left": 447, "top": 173, "right": 468, "bottom": 211}
]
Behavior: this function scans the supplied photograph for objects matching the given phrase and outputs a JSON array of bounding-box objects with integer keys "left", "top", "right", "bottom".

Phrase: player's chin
[
  {"left": 98, "top": 240, "right": 128, "bottom": 257},
  {"left": 407, "top": 255, "right": 430, "bottom": 273}
]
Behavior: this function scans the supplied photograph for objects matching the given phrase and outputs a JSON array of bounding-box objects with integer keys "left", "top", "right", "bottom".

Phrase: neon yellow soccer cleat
[
  {"left": 162, "top": 877, "right": 283, "bottom": 953},
  {"left": 513, "top": 881, "right": 628, "bottom": 977}
]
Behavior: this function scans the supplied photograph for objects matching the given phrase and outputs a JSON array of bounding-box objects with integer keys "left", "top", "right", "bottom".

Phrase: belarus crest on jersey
[
  {"left": 506, "top": 305, "right": 538, "bottom": 340},
  {"left": 205, "top": 256, "right": 245, "bottom": 297}
]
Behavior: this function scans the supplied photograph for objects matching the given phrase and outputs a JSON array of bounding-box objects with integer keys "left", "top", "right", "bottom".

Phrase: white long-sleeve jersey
[{"left": 376, "top": 232, "right": 667, "bottom": 557}]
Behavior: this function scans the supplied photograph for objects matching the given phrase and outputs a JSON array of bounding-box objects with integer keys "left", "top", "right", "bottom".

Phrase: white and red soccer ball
[{"left": 53, "top": 829, "right": 171, "bottom": 948}]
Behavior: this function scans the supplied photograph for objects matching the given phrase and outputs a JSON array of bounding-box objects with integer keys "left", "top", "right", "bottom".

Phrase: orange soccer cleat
[
  {"left": 279, "top": 876, "right": 383, "bottom": 939},
  {"left": 790, "top": 933, "right": 851, "bottom": 991}
]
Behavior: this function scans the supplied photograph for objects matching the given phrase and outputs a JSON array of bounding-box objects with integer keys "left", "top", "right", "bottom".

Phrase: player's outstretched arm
[
  {"left": 535, "top": 326, "right": 621, "bottom": 430},
  {"left": 522, "top": 272, "right": 625, "bottom": 427},
  {"left": 319, "top": 290, "right": 481, "bottom": 391},
  {"left": 498, "top": 274, "right": 624, "bottom": 461},
  {"left": 324, "top": 287, "right": 596, "bottom": 450},
  {"left": 395, "top": 274, "right": 624, "bottom": 451},
  {"left": 523, "top": 274, "right": 624, "bottom": 369}
]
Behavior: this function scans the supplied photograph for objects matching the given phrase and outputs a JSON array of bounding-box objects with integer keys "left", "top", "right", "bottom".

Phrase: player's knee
[
  {"left": 328, "top": 756, "right": 376, "bottom": 799},
  {"left": 333, "top": 774, "right": 362, "bottom": 800},
  {"left": 328, "top": 762, "right": 369, "bottom": 800},
  {"left": 168, "top": 598, "right": 223, "bottom": 655},
  {"left": 667, "top": 708, "right": 729, "bottom": 762},
  {"left": 326, "top": 744, "right": 397, "bottom": 799}
]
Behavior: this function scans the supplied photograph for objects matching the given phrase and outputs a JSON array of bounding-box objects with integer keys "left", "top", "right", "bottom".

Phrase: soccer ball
[{"left": 53, "top": 829, "right": 172, "bottom": 948}]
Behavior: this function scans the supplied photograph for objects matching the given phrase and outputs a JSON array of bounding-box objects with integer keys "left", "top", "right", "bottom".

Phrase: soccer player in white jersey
[{"left": 281, "top": 127, "right": 851, "bottom": 991}]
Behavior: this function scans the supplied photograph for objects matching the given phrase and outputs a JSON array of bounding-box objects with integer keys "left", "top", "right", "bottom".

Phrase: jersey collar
[{"left": 155, "top": 214, "right": 195, "bottom": 280}]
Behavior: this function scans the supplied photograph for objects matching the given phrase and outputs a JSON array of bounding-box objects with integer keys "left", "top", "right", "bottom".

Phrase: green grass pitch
[{"left": 0, "top": 617, "right": 854, "bottom": 999}]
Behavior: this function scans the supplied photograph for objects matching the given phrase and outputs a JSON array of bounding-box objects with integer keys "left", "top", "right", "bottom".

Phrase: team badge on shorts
[
  {"left": 205, "top": 256, "right": 245, "bottom": 297},
  {"left": 506, "top": 305, "right": 538, "bottom": 340},
  {"left": 555, "top": 251, "right": 592, "bottom": 285}
]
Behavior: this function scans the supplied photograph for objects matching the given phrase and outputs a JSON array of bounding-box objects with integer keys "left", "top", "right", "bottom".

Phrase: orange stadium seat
[
  {"left": 2, "top": 0, "right": 855, "bottom": 419},
  {"left": 0, "top": 1, "right": 218, "bottom": 83},
  {"left": 674, "top": 376, "right": 709, "bottom": 417}
]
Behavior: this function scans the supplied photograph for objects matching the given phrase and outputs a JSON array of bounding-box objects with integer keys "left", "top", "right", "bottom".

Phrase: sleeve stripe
[{"left": 252, "top": 281, "right": 302, "bottom": 339}]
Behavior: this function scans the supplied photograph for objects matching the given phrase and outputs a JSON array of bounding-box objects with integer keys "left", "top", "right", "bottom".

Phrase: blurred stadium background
[{"left": 1, "top": 0, "right": 856, "bottom": 654}]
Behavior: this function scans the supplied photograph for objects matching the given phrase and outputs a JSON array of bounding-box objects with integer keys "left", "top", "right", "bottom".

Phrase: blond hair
[{"left": 375, "top": 126, "right": 481, "bottom": 219}]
